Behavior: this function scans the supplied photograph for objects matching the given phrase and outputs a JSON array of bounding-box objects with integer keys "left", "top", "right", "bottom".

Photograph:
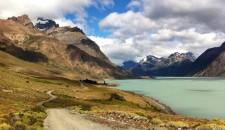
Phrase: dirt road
[
  {"left": 44, "top": 109, "right": 117, "bottom": 130},
  {"left": 41, "top": 91, "right": 138, "bottom": 130},
  {"left": 36, "top": 90, "right": 57, "bottom": 106}
]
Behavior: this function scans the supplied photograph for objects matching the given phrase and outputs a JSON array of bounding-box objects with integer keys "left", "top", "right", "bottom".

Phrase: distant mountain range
[
  {"left": 122, "top": 41, "right": 225, "bottom": 77},
  {"left": 121, "top": 52, "right": 196, "bottom": 76},
  {"left": 0, "top": 15, "right": 132, "bottom": 79}
]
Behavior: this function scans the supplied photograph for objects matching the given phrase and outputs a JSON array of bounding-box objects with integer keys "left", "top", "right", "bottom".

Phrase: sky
[{"left": 0, "top": 0, "right": 225, "bottom": 65}]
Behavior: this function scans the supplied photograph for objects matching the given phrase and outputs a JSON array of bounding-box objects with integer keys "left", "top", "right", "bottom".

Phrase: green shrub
[
  {"left": 212, "top": 118, "right": 225, "bottom": 125},
  {"left": 31, "top": 106, "right": 45, "bottom": 113},
  {"left": 151, "top": 118, "right": 163, "bottom": 125},
  {"left": 197, "top": 123, "right": 225, "bottom": 130},
  {"left": 27, "top": 116, "right": 37, "bottom": 125},
  {"left": 80, "top": 105, "right": 92, "bottom": 111},
  {"left": 0, "top": 123, "right": 10, "bottom": 130},
  {"left": 29, "top": 126, "right": 43, "bottom": 130},
  {"left": 14, "top": 121, "right": 26, "bottom": 130},
  {"left": 108, "top": 93, "right": 125, "bottom": 101},
  {"left": 168, "top": 121, "right": 188, "bottom": 128}
]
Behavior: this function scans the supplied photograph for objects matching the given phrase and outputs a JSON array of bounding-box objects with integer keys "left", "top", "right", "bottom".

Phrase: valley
[
  {"left": 1, "top": 50, "right": 225, "bottom": 129},
  {"left": 0, "top": 14, "right": 225, "bottom": 130}
]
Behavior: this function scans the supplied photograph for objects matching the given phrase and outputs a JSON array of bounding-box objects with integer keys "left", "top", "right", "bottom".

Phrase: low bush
[
  {"left": 168, "top": 121, "right": 188, "bottom": 128},
  {"left": 197, "top": 123, "right": 225, "bottom": 130},
  {"left": 108, "top": 93, "right": 125, "bottom": 101},
  {"left": 212, "top": 118, "right": 225, "bottom": 125},
  {"left": 0, "top": 123, "right": 10, "bottom": 130},
  {"left": 31, "top": 106, "right": 45, "bottom": 113},
  {"left": 151, "top": 118, "right": 163, "bottom": 125},
  {"left": 14, "top": 121, "right": 26, "bottom": 130},
  {"left": 1, "top": 110, "right": 46, "bottom": 130}
]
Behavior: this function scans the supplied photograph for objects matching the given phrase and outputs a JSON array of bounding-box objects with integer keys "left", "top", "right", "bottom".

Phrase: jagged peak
[
  {"left": 71, "top": 27, "right": 85, "bottom": 35},
  {"left": 139, "top": 52, "right": 196, "bottom": 66},
  {"left": 168, "top": 52, "right": 196, "bottom": 62},
  {"left": 139, "top": 55, "right": 161, "bottom": 64},
  {"left": 34, "top": 17, "right": 85, "bottom": 35},
  {"left": 35, "top": 17, "right": 59, "bottom": 30},
  {"left": 7, "top": 14, "right": 34, "bottom": 29}
]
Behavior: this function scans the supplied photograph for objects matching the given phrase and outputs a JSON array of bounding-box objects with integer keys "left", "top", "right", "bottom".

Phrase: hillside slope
[
  {"left": 0, "top": 15, "right": 132, "bottom": 79},
  {"left": 188, "top": 42, "right": 225, "bottom": 76}
]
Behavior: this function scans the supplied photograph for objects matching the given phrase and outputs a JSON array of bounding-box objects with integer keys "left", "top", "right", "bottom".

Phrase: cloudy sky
[{"left": 0, "top": 0, "right": 225, "bottom": 64}]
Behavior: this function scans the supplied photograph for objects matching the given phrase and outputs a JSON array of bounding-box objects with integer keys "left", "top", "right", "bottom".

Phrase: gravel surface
[
  {"left": 44, "top": 109, "right": 137, "bottom": 130},
  {"left": 36, "top": 90, "right": 57, "bottom": 106}
]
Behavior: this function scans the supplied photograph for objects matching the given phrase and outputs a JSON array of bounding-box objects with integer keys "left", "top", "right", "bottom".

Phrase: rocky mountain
[
  {"left": 123, "top": 52, "right": 196, "bottom": 76},
  {"left": 45, "top": 26, "right": 107, "bottom": 61},
  {"left": 35, "top": 17, "right": 59, "bottom": 30},
  {"left": 121, "top": 61, "right": 138, "bottom": 71},
  {"left": 0, "top": 15, "right": 132, "bottom": 79},
  {"left": 188, "top": 42, "right": 225, "bottom": 76}
]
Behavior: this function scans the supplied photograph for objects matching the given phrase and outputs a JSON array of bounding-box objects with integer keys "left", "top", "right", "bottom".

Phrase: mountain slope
[
  {"left": 121, "top": 61, "right": 139, "bottom": 71},
  {"left": 0, "top": 15, "right": 131, "bottom": 79},
  {"left": 126, "top": 52, "right": 196, "bottom": 76},
  {"left": 188, "top": 42, "right": 225, "bottom": 76}
]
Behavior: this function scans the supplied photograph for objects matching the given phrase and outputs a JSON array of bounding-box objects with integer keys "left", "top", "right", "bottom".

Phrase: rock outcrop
[
  {"left": 8, "top": 14, "right": 34, "bottom": 29},
  {"left": 35, "top": 17, "right": 59, "bottom": 30}
]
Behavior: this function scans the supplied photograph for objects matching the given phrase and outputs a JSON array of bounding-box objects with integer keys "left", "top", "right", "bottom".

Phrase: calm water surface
[{"left": 108, "top": 77, "right": 225, "bottom": 119}]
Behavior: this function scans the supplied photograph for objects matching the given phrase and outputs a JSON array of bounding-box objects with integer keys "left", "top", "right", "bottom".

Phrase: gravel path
[
  {"left": 36, "top": 90, "right": 57, "bottom": 106},
  {"left": 40, "top": 90, "right": 139, "bottom": 130},
  {"left": 44, "top": 109, "right": 117, "bottom": 130}
]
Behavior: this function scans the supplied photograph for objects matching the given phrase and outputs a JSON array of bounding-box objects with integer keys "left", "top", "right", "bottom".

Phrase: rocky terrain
[
  {"left": 122, "top": 52, "right": 196, "bottom": 76},
  {"left": 188, "top": 42, "right": 225, "bottom": 76},
  {"left": 0, "top": 14, "right": 132, "bottom": 80}
]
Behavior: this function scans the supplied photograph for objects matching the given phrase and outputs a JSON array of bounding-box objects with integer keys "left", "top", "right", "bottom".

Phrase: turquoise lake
[{"left": 108, "top": 77, "right": 225, "bottom": 120}]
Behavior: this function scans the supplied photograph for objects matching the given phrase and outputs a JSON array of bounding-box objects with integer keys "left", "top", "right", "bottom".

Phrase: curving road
[
  {"left": 40, "top": 90, "right": 137, "bottom": 130},
  {"left": 36, "top": 90, "right": 57, "bottom": 106}
]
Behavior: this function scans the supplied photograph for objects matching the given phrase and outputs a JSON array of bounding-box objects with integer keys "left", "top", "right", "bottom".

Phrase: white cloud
[
  {"left": 54, "top": 18, "right": 76, "bottom": 27},
  {"left": 89, "top": 36, "right": 142, "bottom": 64},
  {"left": 0, "top": 0, "right": 115, "bottom": 19},
  {"left": 94, "top": 0, "right": 115, "bottom": 10},
  {"left": 97, "top": 0, "right": 225, "bottom": 64},
  {"left": 89, "top": 36, "right": 114, "bottom": 46},
  {"left": 99, "top": 11, "right": 157, "bottom": 39},
  {"left": 141, "top": 0, "right": 225, "bottom": 32},
  {"left": 127, "top": 0, "right": 142, "bottom": 9},
  {"left": 0, "top": 0, "right": 115, "bottom": 33}
]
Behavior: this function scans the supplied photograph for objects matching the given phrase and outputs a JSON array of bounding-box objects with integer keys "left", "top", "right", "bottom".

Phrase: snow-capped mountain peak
[
  {"left": 139, "top": 52, "right": 196, "bottom": 66},
  {"left": 139, "top": 55, "right": 160, "bottom": 64}
]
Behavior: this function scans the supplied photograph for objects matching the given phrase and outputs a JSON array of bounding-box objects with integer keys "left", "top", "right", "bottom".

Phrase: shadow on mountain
[{"left": 0, "top": 41, "right": 48, "bottom": 62}]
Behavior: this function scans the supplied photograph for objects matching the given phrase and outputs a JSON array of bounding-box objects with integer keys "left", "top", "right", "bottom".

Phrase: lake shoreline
[
  {"left": 123, "top": 90, "right": 176, "bottom": 115},
  {"left": 106, "top": 81, "right": 176, "bottom": 115},
  {"left": 144, "top": 95, "right": 176, "bottom": 114}
]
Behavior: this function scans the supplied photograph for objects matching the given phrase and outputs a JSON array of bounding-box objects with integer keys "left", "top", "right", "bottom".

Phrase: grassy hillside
[{"left": 0, "top": 51, "right": 225, "bottom": 129}]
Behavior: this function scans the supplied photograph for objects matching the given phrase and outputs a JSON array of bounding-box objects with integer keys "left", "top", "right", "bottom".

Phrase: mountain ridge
[
  {"left": 122, "top": 52, "right": 196, "bottom": 76},
  {"left": 188, "top": 42, "right": 225, "bottom": 76},
  {"left": 0, "top": 14, "right": 132, "bottom": 79}
]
